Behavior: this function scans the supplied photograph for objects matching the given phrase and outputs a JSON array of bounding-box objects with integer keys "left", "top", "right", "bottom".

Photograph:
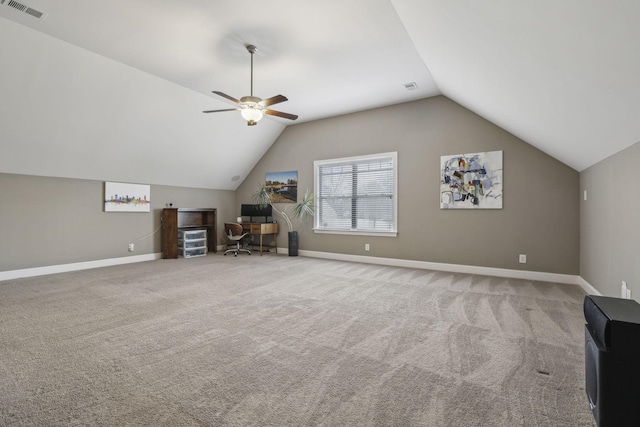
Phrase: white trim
[
  {"left": 313, "top": 229, "right": 397, "bottom": 237},
  {"left": 577, "top": 276, "right": 602, "bottom": 296},
  {"left": 0, "top": 253, "right": 162, "bottom": 282},
  {"left": 1, "top": 249, "right": 602, "bottom": 293},
  {"left": 297, "top": 249, "right": 583, "bottom": 285}
]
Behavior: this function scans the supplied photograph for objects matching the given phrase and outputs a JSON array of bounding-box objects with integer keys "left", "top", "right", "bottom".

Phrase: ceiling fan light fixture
[{"left": 240, "top": 103, "right": 264, "bottom": 124}]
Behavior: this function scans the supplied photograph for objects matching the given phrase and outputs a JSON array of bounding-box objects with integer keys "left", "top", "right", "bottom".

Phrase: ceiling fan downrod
[{"left": 246, "top": 44, "right": 256, "bottom": 97}]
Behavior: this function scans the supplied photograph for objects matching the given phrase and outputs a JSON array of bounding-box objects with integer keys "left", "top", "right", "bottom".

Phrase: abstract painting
[
  {"left": 440, "top": 150, "right": 503, "bottom": 209},
  {"left": 104, "top": 182, "right": 151, "bottom": 212},
  {"left": 266, "top": 171, "right": 297, "bottom": 203}
]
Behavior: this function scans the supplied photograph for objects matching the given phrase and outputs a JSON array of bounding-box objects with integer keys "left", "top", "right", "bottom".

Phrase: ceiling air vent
[
  {"left": 3, "top": 0, "right": 46, "bottom": 20},
  {"left": 403, "top": 82, "right": 419, "bottom": 91}
]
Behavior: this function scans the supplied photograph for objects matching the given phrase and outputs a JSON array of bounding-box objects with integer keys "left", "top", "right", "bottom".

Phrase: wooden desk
[{"left": 241, "top": 222, "right": 278, "bottom": 255}]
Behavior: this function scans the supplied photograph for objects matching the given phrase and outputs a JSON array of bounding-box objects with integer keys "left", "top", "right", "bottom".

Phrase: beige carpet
[{"left": 0, "top": 255, "right": 595, "bottom": 426}]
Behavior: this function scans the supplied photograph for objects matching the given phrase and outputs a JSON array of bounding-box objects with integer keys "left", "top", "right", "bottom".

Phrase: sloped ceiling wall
[
  {"left": 0, "top": 18, "right": 284, "bottom": 190},
  {"left": 1, "top": 1, "right": 640, "bottom": 190},
  {"left": 392, "top": 0, "right": 640, "bottom": 172}
]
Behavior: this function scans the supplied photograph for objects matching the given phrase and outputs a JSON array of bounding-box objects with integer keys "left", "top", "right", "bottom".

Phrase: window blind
[{"left": 315, "top": 152, "right": 397, "bottom": 234}]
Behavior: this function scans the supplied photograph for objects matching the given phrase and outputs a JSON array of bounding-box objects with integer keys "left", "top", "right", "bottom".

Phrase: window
[{"left": 314, "top": 152, "right": 397, "bottom": 236}]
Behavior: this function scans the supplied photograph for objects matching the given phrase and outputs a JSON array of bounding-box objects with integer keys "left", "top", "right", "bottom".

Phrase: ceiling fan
[{"left": 203, "top": 44, "right": 298, "bottom": 126}]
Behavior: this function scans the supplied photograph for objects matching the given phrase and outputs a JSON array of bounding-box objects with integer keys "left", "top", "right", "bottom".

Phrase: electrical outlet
[
  {"left": 365, "top": 244, "right": 370, "bottom": 251},
  {"left": 128, "top": 243, "right": 134, "bottom": 252},
  {"left": 519, "top": 254, "right": 527, "bottom": 264}
]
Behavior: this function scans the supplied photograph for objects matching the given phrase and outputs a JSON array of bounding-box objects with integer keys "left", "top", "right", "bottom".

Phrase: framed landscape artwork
[
  {"left": 265, "top": 171, "right": 297, "bottom": 203},
  {"left": 440, "top": 150, "right": 503, "bottom": 209},
  {"left": 104, "top": 182, "right": 151, "bottom": 212}
]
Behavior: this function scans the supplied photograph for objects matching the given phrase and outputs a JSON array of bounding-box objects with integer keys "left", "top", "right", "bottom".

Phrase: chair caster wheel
[{"left": 224, "top": 253, "right": 227, "bottom": 256}]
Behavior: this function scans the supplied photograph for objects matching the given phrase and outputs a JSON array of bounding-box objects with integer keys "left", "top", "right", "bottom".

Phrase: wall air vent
[{"left": 3, "top": 0, "right": 46, "bottom": 20}]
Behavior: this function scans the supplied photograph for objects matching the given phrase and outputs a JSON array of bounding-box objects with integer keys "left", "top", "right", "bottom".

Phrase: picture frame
[
  {"left": 265, "top": 171, "right": 297, "bottom": 203},
  {"left": 104, "top": 182, "right": 151, "bottom": 212},
  {"left": 440, "top": 150, "right": 503, "bottom": 209}
]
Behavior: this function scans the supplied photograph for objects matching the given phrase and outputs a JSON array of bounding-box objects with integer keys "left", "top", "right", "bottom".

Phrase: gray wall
[
  {"left": 236, "top": 96, "right": 580, "bottom": 274},
  {"left": 0, "top": 173, "right": 235, "bottom": 271},
  {"left": 580, "top": 141, "right": 640, "bottom": 298},
  {"left": 2, "top": 96, "right": 581, "bottom": 276}
]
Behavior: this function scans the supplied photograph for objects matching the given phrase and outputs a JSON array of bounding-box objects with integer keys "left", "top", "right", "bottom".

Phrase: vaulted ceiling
[{"left": 1, "top": 1, "right": 638, "bottom": 189}]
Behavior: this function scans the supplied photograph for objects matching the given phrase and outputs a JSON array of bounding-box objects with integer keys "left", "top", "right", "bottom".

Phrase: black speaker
[
  {"left": 288, "top": 231, "right": 298, "bottom": 257},
  {"left": 584, "top": 295, "right": 640, "bottom": 426}
]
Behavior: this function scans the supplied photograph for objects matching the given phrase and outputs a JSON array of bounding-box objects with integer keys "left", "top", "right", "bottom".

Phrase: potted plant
[{"left": 252, "top": 184, "right": 315, "bottom": 256}]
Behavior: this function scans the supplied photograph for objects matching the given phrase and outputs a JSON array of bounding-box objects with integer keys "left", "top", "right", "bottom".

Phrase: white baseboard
[
  {"left": 296, "top": 249, "right": 584, "bottom": 286},
  {"left": 577, "top": 276, "right": 602, "bottom": 296},
  {"left": 0, "top": 253, "right": 162, "bottom": 282},
  {"left": 1, "top": 249, "right": 601, "bottom": 294}
]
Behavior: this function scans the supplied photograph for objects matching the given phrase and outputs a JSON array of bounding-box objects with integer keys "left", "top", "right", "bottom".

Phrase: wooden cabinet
[{"left": 161, "top": 208, "right": 217, "bottom": 258}]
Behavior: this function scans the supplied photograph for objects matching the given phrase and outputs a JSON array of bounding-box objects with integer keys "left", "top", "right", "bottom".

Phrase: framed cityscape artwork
[{"left": 104, "top": 182, "right": 151, "bottom": 212}]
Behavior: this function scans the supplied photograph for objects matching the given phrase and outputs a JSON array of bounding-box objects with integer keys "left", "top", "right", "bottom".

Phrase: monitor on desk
[{"left": 241, "top": 204, "right": 272, "bottom": 223}]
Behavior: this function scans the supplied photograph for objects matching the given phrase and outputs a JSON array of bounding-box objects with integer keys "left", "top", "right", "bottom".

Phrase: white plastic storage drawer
[
  {"left": 178, "top": 238, "right": 207, "bottom": 249},
  {"left": 180, "top": 246, "right": 207, "bottom": 258},
  {"left": 178, "top": 229, "right": 207, "bottom": 240}
]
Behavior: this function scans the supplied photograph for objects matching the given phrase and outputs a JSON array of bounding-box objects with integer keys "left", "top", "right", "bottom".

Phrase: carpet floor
[{"left": 0, "top": 254, "right": 595, "bottom": 426}]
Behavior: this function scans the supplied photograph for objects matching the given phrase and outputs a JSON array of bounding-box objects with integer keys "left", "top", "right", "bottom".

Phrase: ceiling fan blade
[
  {"left": 212, "top": 91, "right": 241, "bottom": 104},
  {"left": 202, "top": 108, "right": 239, "bottom": 113},
  {"left": 260, "top": 95, "right": 288, "bottom": 107},
  {"left": 265, "top": 109, "right": 298, "bottom": 121}
]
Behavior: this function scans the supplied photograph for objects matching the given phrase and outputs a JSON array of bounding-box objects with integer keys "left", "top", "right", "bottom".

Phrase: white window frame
[{"left": 313, "top": 151, "right": 398, "bottom": 237}]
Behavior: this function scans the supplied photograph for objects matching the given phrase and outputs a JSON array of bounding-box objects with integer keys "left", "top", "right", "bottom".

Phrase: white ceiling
[{"left": 1, "top": 0, "right": 639, "bottom": 189}]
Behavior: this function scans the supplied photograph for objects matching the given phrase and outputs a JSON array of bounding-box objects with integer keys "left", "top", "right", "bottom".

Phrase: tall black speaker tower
[{"left": 584, "top": 295, "right": 640, "bottom": 427}]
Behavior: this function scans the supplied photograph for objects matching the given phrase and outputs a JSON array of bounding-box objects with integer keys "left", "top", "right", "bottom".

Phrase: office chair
[{"left": 224, "top": 222, "right": 251, "bottom": 256}]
